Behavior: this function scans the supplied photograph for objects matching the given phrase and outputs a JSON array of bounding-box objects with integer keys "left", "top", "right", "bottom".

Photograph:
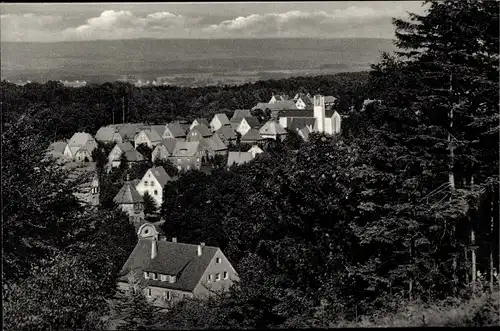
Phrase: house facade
[
  {"left": 117, "top": 238, "right": 239, "bottom": 307},
  {"left": 107, "top": 142, "right": 145, "bottom": 170},
  {"left": 186, "top": 125, "right": 213, "bottom": 142},
  {"left": 114, "top": 181, "right": 145, "bottom": 224},
  {"left": 247, "top": 145, "right": 264, "bottom": 158},
  {"left": 135, "top": 129, "right": 162, "bottom": 149},
  {"left": 162, "top": 122, "right": 187, "bottom": 140},
  {"left": 168, "top": 141, "right": 203, "bottom": 172},
  {"left": 135, "top": 166, "right": 172, "bottom": 208},
  {"left": 151, "top": 138, "right": 178, "bottom": 163},
  {"left": 210, "top": 113, "right": 231, "bottom": 132},
  {"left": 236, "top": 116, "right": 261, "bottom": 136},
  {"left": 63, "top": 132, "right": 98, "bottom": 162},
  {"left": 259, "top": 119, "right": 287, "bottom": 141}
]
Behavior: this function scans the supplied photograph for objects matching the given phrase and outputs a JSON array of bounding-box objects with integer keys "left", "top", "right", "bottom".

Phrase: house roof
[
  {"left": 95, "top": 127, "right": 118, "bottom": 142},
  {"left": 280, "top": 109, "right": 338, "bottom": 118},
  {"left": 213, "top": 113, "right": 230, "bottom": 126},
  {"left": 324, "top": 96, "right": 337, "bottom": 103},
  {"left": 132, "top": 179, "right": 141, "bottom": 187},
  {"left": 205, "top": 134, "right": 227, "bottom": 152},
  {"left": 259, "top": 120, "right": 287, "bottom": 136},
  {"left": 241, "top": 128, "right": 264, "bottom": 142},
  {"left": 124, "top": 150, "right": 145, "bottom": 162},
  {"left": 253, "top": 101, "right": 298, "bottom": 111},
  {"left": 247, "top": 145, "right": 264, "bottom": 154},
  {"left": 190, "top": 124, "right": 212, "bottom": 138},
  {"left": 68, "top": 132, "right": 95, "bottom": 147},
  {"left": 167, "top": 122, "right": 187, "bottom": 138},
  {"left": 215, "top": 126, "right": 237, "bottom": 140},
  {"left": 48, "top": 141, "right": 67, "bottom": 154},
  {"left": 139, "top": 129, "right": 162, "bottom": 143},
  {"left": 118, "top": 239, "right": 218, "bottom": 292},
  {"left": 116, "top": 141, "right": 135, "bottom": 152},
  {"left": 227, "top": 152, "right": 254, "bottom": 167},
  {"left": 171, "top": 141, "right": 200, "bottom": 157},
  {"left": 157, "top": 138, "right": 178, "bottom": 154},
  {"left": 299, "top": 126, "right": 312, "bottom": 141},
  {"left": 149, "top": 125, "right": 166, "bottom": 137},
  {"left": 114, "top": 181, "right": 144, "bottom": 204},
  {"left": 242, "top": 116, "right": 261, "bottom": 129},
  {"left": 149, "top": 166, "right": 171, "bottom": 187},
  {"left": 193, "top": 118, "right": 210, "bottom": 127},
  {"left": 288, "top": 117, "right": 317, "bottom": 131},
  {"left": 114, "top": 123, "right": 146, "bottom": 140},
  {"left": 231, "top": 109, "right": 252, "bottom": 120}
]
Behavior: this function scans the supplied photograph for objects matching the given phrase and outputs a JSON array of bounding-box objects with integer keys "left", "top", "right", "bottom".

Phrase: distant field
[{"left": 1, "top": 38, "right": 396, "bottom": 86}]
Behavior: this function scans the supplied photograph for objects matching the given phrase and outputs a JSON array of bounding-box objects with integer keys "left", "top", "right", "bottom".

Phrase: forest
[{"left": 2, "top": 1, "right": 499, "bottom": 329}]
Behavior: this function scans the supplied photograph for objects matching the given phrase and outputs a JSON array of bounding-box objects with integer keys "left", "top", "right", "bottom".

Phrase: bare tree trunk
[
  {"left": 409, "top": 243, "right": 413, "bottom": 301},
  {"left": 471, "top": 227, "right": 477, "bottom": 292},
  {"left": 490, "top": 197, "right": 495, "bottom": 292},
  {"left": 449, "top": 73, "right": 457, "bottom": 294}
]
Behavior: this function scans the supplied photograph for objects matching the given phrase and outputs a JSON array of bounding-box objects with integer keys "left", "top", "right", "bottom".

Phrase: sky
[{"left": 0, "top": 2, "right": 429, "bottom": 42}]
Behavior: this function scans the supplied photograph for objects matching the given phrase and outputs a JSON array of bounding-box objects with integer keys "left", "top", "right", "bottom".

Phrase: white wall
[
  {"left": 135, "top": 170, "right": 163, "bottom": 207},
  {"left": 237, "top": 119, "right": 250, "bottom": 136},
  {"left": 279, "top": 117, "right": 288, "bottom": 128}
]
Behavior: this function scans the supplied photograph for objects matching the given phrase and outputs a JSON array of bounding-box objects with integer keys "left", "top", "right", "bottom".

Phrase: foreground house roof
[
  {"left": 148, "top": 166, "right": 171, "bottom": 187},
  {"left": 227, "top": 151, "right": 254, "bottom": 167},
  {"left": 241, "top": 128, "right": 264, "bottom": 142},
  {"left": 114, "top": 181, "right": 144, "bottom": 204},
  {"left": 215, "top": 126, "right": 237, "bottom": 140},
  {"left": 118, "top": 239, "right": 218, "bottom": 292}
]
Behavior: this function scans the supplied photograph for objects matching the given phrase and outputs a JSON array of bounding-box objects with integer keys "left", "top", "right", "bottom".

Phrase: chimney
[
  {"left": 172, "top": 237, "right": 177, "bottom": 243},
  {"left": 151, "top": 238, "right": 157, "bottom": 259},
  {"left": 197, "top": 244, "right": 203, "bottom": 256}
]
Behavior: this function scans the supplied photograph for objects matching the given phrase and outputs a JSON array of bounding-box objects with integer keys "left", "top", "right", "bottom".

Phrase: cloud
[{"left": 0, "top": 4, "right": 427, "bottom": 42}]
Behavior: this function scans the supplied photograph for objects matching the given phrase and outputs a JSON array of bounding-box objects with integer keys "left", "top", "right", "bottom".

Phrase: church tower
[{"left": 313, "top": 95, "right": 325, "bottom": 133}]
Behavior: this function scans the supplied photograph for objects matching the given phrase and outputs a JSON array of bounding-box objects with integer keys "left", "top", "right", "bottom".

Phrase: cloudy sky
[{"left": 1, "top": 2, "right": 428, "bottom": 42}]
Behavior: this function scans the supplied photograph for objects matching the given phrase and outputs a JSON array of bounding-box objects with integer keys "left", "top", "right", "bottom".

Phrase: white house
[
  {"left": 135, "top": 129, "right": 162, "bottom": 149},
  {"left": 107, "top": 142, "right": 145, "bottom": 170},
  {"left": 247, "top": 145, "right": 264, "bottom": 158},
  {"left": 135, "top": 166, "right": 172, "bottom": 208},
  {"left": 236, "top": 116, "right": 261, "bottom": 136},
  {"left": 189, "top": 118, "right": 210, "bottom": 131},
  {"left": 63, "top": 132, "right": 98, "bottom": 162},
  {"left": 210, "top": 113, "right": 231, "bottom": 132}
]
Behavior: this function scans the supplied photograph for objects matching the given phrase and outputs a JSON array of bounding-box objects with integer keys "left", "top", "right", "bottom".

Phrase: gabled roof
[
  {"left": 298, "top": 126, "right": 312, "bottom": 141},
  {"left": 279, "top": 110, "right": 315, "bottom": 118},
  {"left": 118, "top": 239, "right": 218, "bottom": 292},
  {"left": 157, "top": 138, "right": 178, "bottom": 154},
  {"left": 166, "top": 122, "right": 186, "bottom": 138},
  {"left": 149, "top": 125, "right": 166, "bottom": 138},
  {"left": 253, "top": 101, "right": 298, "bottom": 111},
  {"left": 259, "top": 120, "right": 287, "bottom": 136},
  {"left": 231, "top": 109, "right": 252, "bottom": 120},
  {"left": 190, "top": 124, "right": 212, "bottom": 138},
  {"left": 116, "top": 141, "right": 135, "bottom": 152},
  {"left": 114, "top": 123, "right": 146, "bottom": 140},
  {"left": 139, "top": 129, "right": 162, "bottom": 143},
  {"left": 227, "top": 152, "right": 254, "bottom": 167},
  {"left": 193, "top": 118, "right": 210, "bottom": 127},
  {"left": 241, "top": 128, "right": 264, "bottom": 142},
  {"left": 48, "top": 141, "right": 67, "bottom": 154},
  {"left": 114, "top": 181, "right": 144, "bottom": 204},
  {"left": 124, "top": 150, "right": 145, "bottom": 162},
  {"left": 148, "top": 166, "right": 171, "bottom": 187},
  {"left": 198, "top": 138, "right": 214, "bottom": 153},
  {"left": 205, "top": 134, "right": 227, "bottom": 152},
  {"left": 212, "top": 113, "right": 230, "bottom": 126},
  {"left": 95, "top": 127, "right": 118, "bottom": 142},
  {"left": 171, "top": 141, "right": 200, "bottom": 157},
  {"left": 241, "top": 116, "right": 261, "bottom": 129},
  {"left": 247, "top": 145, "right": 264, "bottom": 155},
  {"left": 324, "top": 96, "right": 337, "bottom": 103},
  {"left": 215, "top": 126, "right": 237, "bottom": 140},
  {"left": 68, "top": 132, "right": 95, "bottom": 147}
]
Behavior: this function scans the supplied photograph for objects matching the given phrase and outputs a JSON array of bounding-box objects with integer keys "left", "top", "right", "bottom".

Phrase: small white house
[
  {"left": 135, "top": 130, "right": 162, "bottom": 149},
  {"left": 247, "top": 145, "right": 264, "bottom": 158},
  {"left": 236, "top": 116, "right": 260, "bottom": 137},
  {"left": 135, "top": 166, "right": 172, "bottom": 208},
  {"left": 210, "top": 113, "right": 231, "bottom": 132}
]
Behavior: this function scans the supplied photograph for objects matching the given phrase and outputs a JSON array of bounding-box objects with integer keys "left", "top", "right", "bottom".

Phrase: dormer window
[
  {"left": 161, "top": 274, "right": 167, "bottom": 281},
  {"left": 216, "top": 273, "right": 221, "bottom": 281},
  {"left": 146, "top": 288, "right": 152, "bottom": 297},
  {"left": 152, "top": 273, "right": 157, "bottom": 280},
  {"left": 169, "top": 275, "right": 176, "bottom": 283},
  {"left": 216, "top": 257, "right": 221, "bottom": 264},
  {"left": 207, "top": 274, "right": 212, "bottom": 282},
  {"left": 164, "top": 291, "right": 171, "bottom": 301}
]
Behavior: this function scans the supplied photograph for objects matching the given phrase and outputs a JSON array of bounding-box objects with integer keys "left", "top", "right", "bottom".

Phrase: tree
[
  {"left": 118, "top": 153, "right": 129, "bottom": 174},
  {"left": 153, "top": 158, "right": 179, "bottom": 178},
  {"left": 282, "top": 128, "right": 303, "bottom": 150},
  {"left": 143, "top": 191, "right": 158, "bottom": 216},
  {"left": 136, "top": 143, "right": 153, "bottom": 163}
]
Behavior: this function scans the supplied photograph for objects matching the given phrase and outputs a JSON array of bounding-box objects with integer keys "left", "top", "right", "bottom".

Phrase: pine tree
[{"left": 143, "top": 191, "right": 158, "bottom": 216}]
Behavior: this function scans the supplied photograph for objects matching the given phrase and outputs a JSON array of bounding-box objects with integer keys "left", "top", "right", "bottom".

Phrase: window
[
  {"left": 144, "top": 272, "right": 149, "bottom": 280},
  {"left": 216, "top": 257, "right": 221, "bottom": 264},
  {"left": 152, "top": 273, "right": 157, "bottom": 280},
  {"left": 146, "top": 288, "right": 152, "bottom": 297},
  {"left": 144, "top": 229, "right": 149, "bottom": 235},
  {"left": 186, "top": 165, "right": 190, "bottom": 170},
  {"left": 161, "top": 274, "right": 167, "bottom": 282},
  {"left": 207, "top": 274, "right": 212, "bottom": 282},
  {"left": 164, "top": 291, "right": 171, "bottom": 301},
  {"left": 148, "top": 173, "right": 151, "bottom": 178},
  {"left": 224, "top": 272, "right": 228, "bottom": 279},
  {"left": 216, "top": 273, "right": 221, "bottom": 281},
  {"left": 153, "top": 190, "right": 158, "bottom": 195},
  {"left": 169, "top": 275, "right": 176, "bottom": 283},
  {"left": 197, "top": 158, "right": 200, "bottom": 162}
]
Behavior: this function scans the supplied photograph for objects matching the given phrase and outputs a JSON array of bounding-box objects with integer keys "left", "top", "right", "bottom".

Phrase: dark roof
[
  {"left": 231, "top": 109, "right": 252, "bottom": 120},
  {"left": 212, "top": 113, "right": 230, "bottom": 126},
  {"left": 215, "top": 126, "right": 237, "bottom": 140},
  {"left": 167, "top": 122, "right": 186, "bottom": 138},
  {"left": 259, "top": 120, "right": 287, "bottom": 136},
  {"left": 118, "top": 239, "right": 218, "bottom": 292},
  {"left": 171, "top": 141, "right": 200, "bottom": 157},
  {"left": 116, "top": 141, "right": 135, "bottom": 152},
  {"left": 190, "top": 124, "right": 212, "bottom": 138},
  {"left": 124, "top": 150, "right": 145, "bottom": 162},
  {"left": 279, "top": 110, "right": 314, "bottom": 118},
  {"left": 205, "top": 134, "right": 227, "bottom": 152},
  {"left": 114, "top": 182, "right": 144, "bottom": 204},
  {"left": 158, "top": 138, "right": 178, "bottom": 154},
  {"left": 193, "top": 118, "right": 210, "bottom": 127},
  {"left": 227, "top": 152, "right": 254, "bottom": 166},
  {"left": 241, "top": 128, "right": 264, "bottom": 142},
  {"left": 149, "top": 166, "right": 171, "bottom": 187},
  {"left": 288, "top": 117, "right": 317, "bottom": 131},
  {"left": 149, "top": 125, "right": 166, "bottom": 137},
  {"left": 242, "top": 116, "right": 261, "bottom": 129},
  {"left": 253, "top": 101, "right": 298, "bottom": 111}
]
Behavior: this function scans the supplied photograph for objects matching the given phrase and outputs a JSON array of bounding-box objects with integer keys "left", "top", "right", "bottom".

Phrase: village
[{"left": 43, "top": 91, "right": 360, "bottom": 307}]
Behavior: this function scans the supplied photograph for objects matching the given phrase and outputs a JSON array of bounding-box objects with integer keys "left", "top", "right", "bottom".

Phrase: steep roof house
[
  {"left": 95, "top": 126, "right": 123, "bottom": 144},
  {"left": 149, "top": 125, "right": 166, "bottom": 138},
  {"left": 162, "top": 121, "right": 187, "bottom": 140},
  {"left": 152, "top": 138, "right": 178, "bottom": 163},
  {"left": 269, "top": 94, "right": 289, "bottom": 103},
  {"left": 135, "top": 166, "right": 172, "bottom": 208},
  {"left": 186, "top": 125, "right": 213, "bottom": 142},
  {"left": 293, "top": 93, "right": 313, "bottom": 110},
  {"left": 134, "top": 129, "right": 162, "bottom": 149},
  {"left": 107, "top": 142, "right": 145, "bottom": 171},
  {"left": 168, "top": 141, "right": 203, "bottom": 172},
  {"left": 204, "top": 134, "right": 228, "bottom": 156},
  {"left": 114, "top": 180, "right": 145, "bottom": 224},
  {"left": 63, "top": 132, "right": 98, "bottom": 162},
  {"left": 247, "top": 145, "right": 264, "bottom": 158},
  {"left": 227, "top": 151, "right": 254, "bottom": 168},
  {"left": 117, "top": 238, "right": 239, "bottom": 307},
  {"left": 189, "top": 118, "right": 210, "bottom": 131},
  {"left": 215, "top": 126, "right": 237, "bottom": 146},
  {"left": 240, "top": 128, "right": 264, "bottom": 144},
  {"left": 113, "top": 123, "right": 147, "bottom": 142},
  {"left": 210, "top": 113, "right": 231, "bottom": 132},
  {"left": 236, "top": 116, "right": 261, "bottom": 136},
  {"left": 259, "top": 119, "right": 287, "bottom": 141}
]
